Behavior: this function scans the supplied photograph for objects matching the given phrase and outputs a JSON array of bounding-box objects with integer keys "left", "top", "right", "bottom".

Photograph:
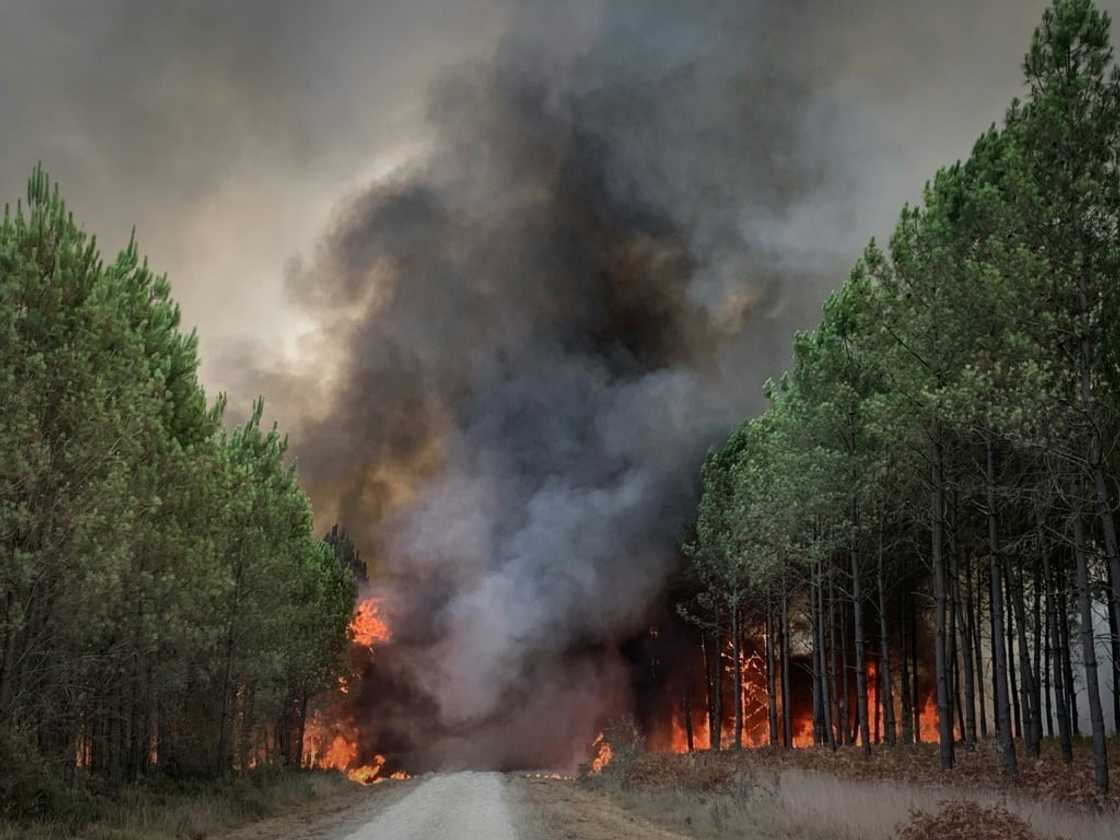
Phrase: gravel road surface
[
  {"left": 340, "top": 772, "right": 516, "bottom": 840},
  {"left": 221, "top": 772, "right": 691, "bottom": 840}
]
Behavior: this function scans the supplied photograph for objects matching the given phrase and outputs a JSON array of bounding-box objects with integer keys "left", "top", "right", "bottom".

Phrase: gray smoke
[{"left": 285, "top": 0, "right": 872, "bottom": 767}]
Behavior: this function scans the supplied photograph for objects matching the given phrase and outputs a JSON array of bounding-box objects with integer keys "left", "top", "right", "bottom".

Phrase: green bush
[{"left": 0, "top": 731, "right": 96, "bottom": 825}]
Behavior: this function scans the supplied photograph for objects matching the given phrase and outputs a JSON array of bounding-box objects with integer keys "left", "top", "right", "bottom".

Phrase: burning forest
[
  {"left": 6, "top": 3, "right": 1120, "bottom": 837},
  {"left": 233, "top": 0, "right": 1117, "bottom": 789}
]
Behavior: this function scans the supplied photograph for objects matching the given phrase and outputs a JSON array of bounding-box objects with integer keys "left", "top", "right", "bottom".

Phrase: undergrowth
[{"left": 0, "top": 762, "right": 354, "bottom": 840}]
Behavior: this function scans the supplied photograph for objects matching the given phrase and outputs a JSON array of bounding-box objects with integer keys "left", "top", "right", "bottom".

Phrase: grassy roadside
[
  {"left": 0, "top": 770, "right": 360, "bottom": 840},
  {"left": 586, "top": 739, "right": 1120, "bottom": 840}
]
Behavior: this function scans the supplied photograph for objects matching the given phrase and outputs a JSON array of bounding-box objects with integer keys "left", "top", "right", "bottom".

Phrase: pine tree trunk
[
  {"left": 877, "top": 529, "right": 896, "bottom": 746},
  {"left": 781, "top": 577, "right": 793, "bottom": 749},
  {"left": 911, "top": 596, "right": 922, "bottom": 743},
  {"left": 973, "top": 560, "right": 988, "bottom": 739},
  {"left": 988, "top": 554, "right": 1001, "bottom": 738},
  {"left": 1058, "top": 561, "right": 1081, "bottom": 737},
  {"left": 714, "top": 623, "right": 723, "bottom": 751},
  {"left": 1011, "top": 560, "right": 1040, "bottom": 757},
  {"left": 900, "top": 593, "right": 913, "bottom": 745},
  {"left": 956, "top": 553, "right": 977, "bottom": 749},
  {"left": 831, "top": 568, "right": 844, "bottom": 746},
  {"left": 1045, "top": 547, "right": 1073, "bottom": 763},
  {"left": 766, "top": 594, "right": 779, "bottom": 746},
  {"left": 1073, "top": 512, "right": 1109, "bottom": 794},
  {"left": 1005, "top": 568, "right": 1022, "bottom": 739},
  {"left": 931, "top": 443, "right": 954, "bottom": 770},
  {"left": 820, "top": 562, "right": 835, "bottom": 750},
  {"left": 1032, "top": 558, "right": 1045, "bottom": 744},
  {"left": 732, "top": 603, "right": 743, "bottom": 750},
  {"left": 1106, "top": 561, "right": 1120, "bottom": 735},
  {"left": 1090, "top": 464, "right": 1120, "bottom": 736},
  {"left": 296, "top": 694, "right": 309, "bottom": 768},
  {"left": 950, "top": 550, "right": 963, "bottom": 740},
  {"left": 852, "top": 545, "right": 870, "bottom": 755},
  {"left": 812, "top": 560, "right": 825, "bottom": 746},
  {"left": 683, "top": 681, "right": 694, "bottom": 753},
  {"left": 987, "top": 440, "right": 1017, "bottom": 774}
]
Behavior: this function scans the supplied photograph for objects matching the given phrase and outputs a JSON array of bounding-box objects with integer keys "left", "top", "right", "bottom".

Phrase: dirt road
[{"left": 221, "top": 772, "right": 690, "bottom": 840}]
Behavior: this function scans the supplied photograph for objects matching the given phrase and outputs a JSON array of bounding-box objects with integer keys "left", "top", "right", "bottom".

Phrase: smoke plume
[{"left": 239, "top": 0, "right": 1068, "bottom": 768}]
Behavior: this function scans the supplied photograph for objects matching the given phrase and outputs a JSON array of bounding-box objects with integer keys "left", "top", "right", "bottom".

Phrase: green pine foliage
[
  {"left": 0, "top": 166, "right": 357, "bottom": 809},
  {"left": 684, "top": 0, "right": 1120, "bottom": 794}
]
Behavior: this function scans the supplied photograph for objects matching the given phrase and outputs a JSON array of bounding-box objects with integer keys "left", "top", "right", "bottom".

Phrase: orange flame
[
  {"left": 589, "top": 732, "right": 614, "bottom": 773},
  {"left": 351, "top": 597, "right": 391, "bottom": 648},
  {"left": 300, "top": 596, "right": 406, "bottom": 779}
]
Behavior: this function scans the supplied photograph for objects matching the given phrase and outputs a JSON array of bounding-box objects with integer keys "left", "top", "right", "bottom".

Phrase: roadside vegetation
[
  {"left": 0, "top": 770, "right": 356, "bottom": 840},
  {"left": 586, "top": 742, "right": 1120, "bottom": 840},
  {"left": 680, "top": 0, "right": 1120, "bottom": 805},
  {"left": 0, "top": 168, "right": 359, "bottom": 831}
]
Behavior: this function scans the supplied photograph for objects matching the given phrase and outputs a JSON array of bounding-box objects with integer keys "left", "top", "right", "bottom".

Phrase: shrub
[{"left": 897, "top": 800, "right": 1041, "bottom": 840}]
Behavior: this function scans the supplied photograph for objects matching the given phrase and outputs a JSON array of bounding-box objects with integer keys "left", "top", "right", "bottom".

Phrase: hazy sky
[{"left": 2, "top": 1, "right": 1114, "bottom": 407}]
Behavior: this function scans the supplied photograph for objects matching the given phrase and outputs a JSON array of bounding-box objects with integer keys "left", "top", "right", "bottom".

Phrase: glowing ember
[
  {"left": 589, "top": 732, "right": 614, "bottom": 773},
  {"left": 351, "top": 597, "right": 391, "bottom": 648}
]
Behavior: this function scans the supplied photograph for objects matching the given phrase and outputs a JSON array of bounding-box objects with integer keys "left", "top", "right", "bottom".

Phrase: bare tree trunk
[
  {"left": 1011, "top": 559, "right": 1040, "bottom": 757},
  {"left": 1040, "top": 527, "right": 1055, "bottom": 739},
  {"left": 987, "top": 439, "right": 1017, "bottom": 774},
  {"left": 811, "top": 561, "right": 823, "bottom": 747},
  {"left": 988, "top": 554, "right": 1001, "bottom": 738},
  {"left": 815, "top": 560, "right": 833, "bottom": 748},
  {"left": 683, "top": 683, "right": 694, "bottom": 753},
  {"left": 829, "top": 568, "right": 841, "bottom": 746},
  {"left": 1090, "top": 464, "right": 1120, "bottom": 736},
  {"left": 852, "top": 544, "right": 870, "bottom": 755},
  {"left": 1045, "top": 546, "right": 1073, "bottom": 763},
  {"left": 973, "top": 560, "right": 988, "bottom": 739},
  {"left": 956, "top": 553, "right": 977, "bottom": 749},
  {"left": 900, "top": 593, "right": 913, "bottom": 745},
  {"left": 878, "top": 528, "right": 896, "bottom": 746},
  {"left": 931, "top": 443, "right": 954, "bottom": 769},
  {"left": 1107, "top": 561, "right": 1120, "bottom": 735},
  {"left": 1005, "top": 565, "right": 1022, "bottom": 740},
  {"left": 821, "top": 565, "right": 835, "bottom": 750},
  {"left": 781, "top": 575, "right": 792, "bottom": 748},
  {"left": 1058, "top": 561, "right": 1080, "bottom": 737},
  {"left": 296, "top": 694, "right": 309, "bottom": 768},
  {"left": 766, "top": 594, "right": 778, "bottom": 746},
  {"left": 1032, "top": 558, "right": 1045, "bottom": 743},
  {"left": 701, "top": 632, "right": 712, "bottom": 749},
  {"left": 911, "top": 596, "right": 922, "bottom": 743},
  {"left": 1073, "top": 512, "right": 1109, "bottom": 794},
  {"left": 949, "top": 547, "right": 963, "bottom": 741},
  {"left": 731, "top": 603, "right": 743, "bottom": 750}
]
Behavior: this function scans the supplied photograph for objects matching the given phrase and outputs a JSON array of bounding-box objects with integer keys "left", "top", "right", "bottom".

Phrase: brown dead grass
[
  {"left": 589, "top": 738, "right": 1120, "bottom": 840},
  {"left": 617, "top": 737, "right": 1120, "bottom": 811}
]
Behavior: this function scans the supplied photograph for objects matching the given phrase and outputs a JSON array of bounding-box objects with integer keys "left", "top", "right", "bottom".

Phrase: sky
[
  {"left": 2, "top": 1, "right": 1112, "bottom": 404},
  {"left": 4, "top": 1, "right": 1117, "bottom": 759}
]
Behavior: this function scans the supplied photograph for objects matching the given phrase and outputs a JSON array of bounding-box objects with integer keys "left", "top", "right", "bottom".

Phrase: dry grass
[
  {"left": 590, "top": 739, "right": 1120, "bottom": 840},
  {"left": 0, "top": 771, "right": 356, "bottom": 840},
  {"left": 616, "top": 737, "right": 1120, "bottom": 810}
]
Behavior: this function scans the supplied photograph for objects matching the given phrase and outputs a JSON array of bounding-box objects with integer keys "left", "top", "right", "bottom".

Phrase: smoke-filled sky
[{"left": 5, "top": 0, "right": 1116, "bottom": 767}]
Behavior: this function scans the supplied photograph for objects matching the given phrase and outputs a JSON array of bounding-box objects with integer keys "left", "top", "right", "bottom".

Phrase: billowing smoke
[{"left": 258, "top": 0, "right": 984, "bottom": 768}]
